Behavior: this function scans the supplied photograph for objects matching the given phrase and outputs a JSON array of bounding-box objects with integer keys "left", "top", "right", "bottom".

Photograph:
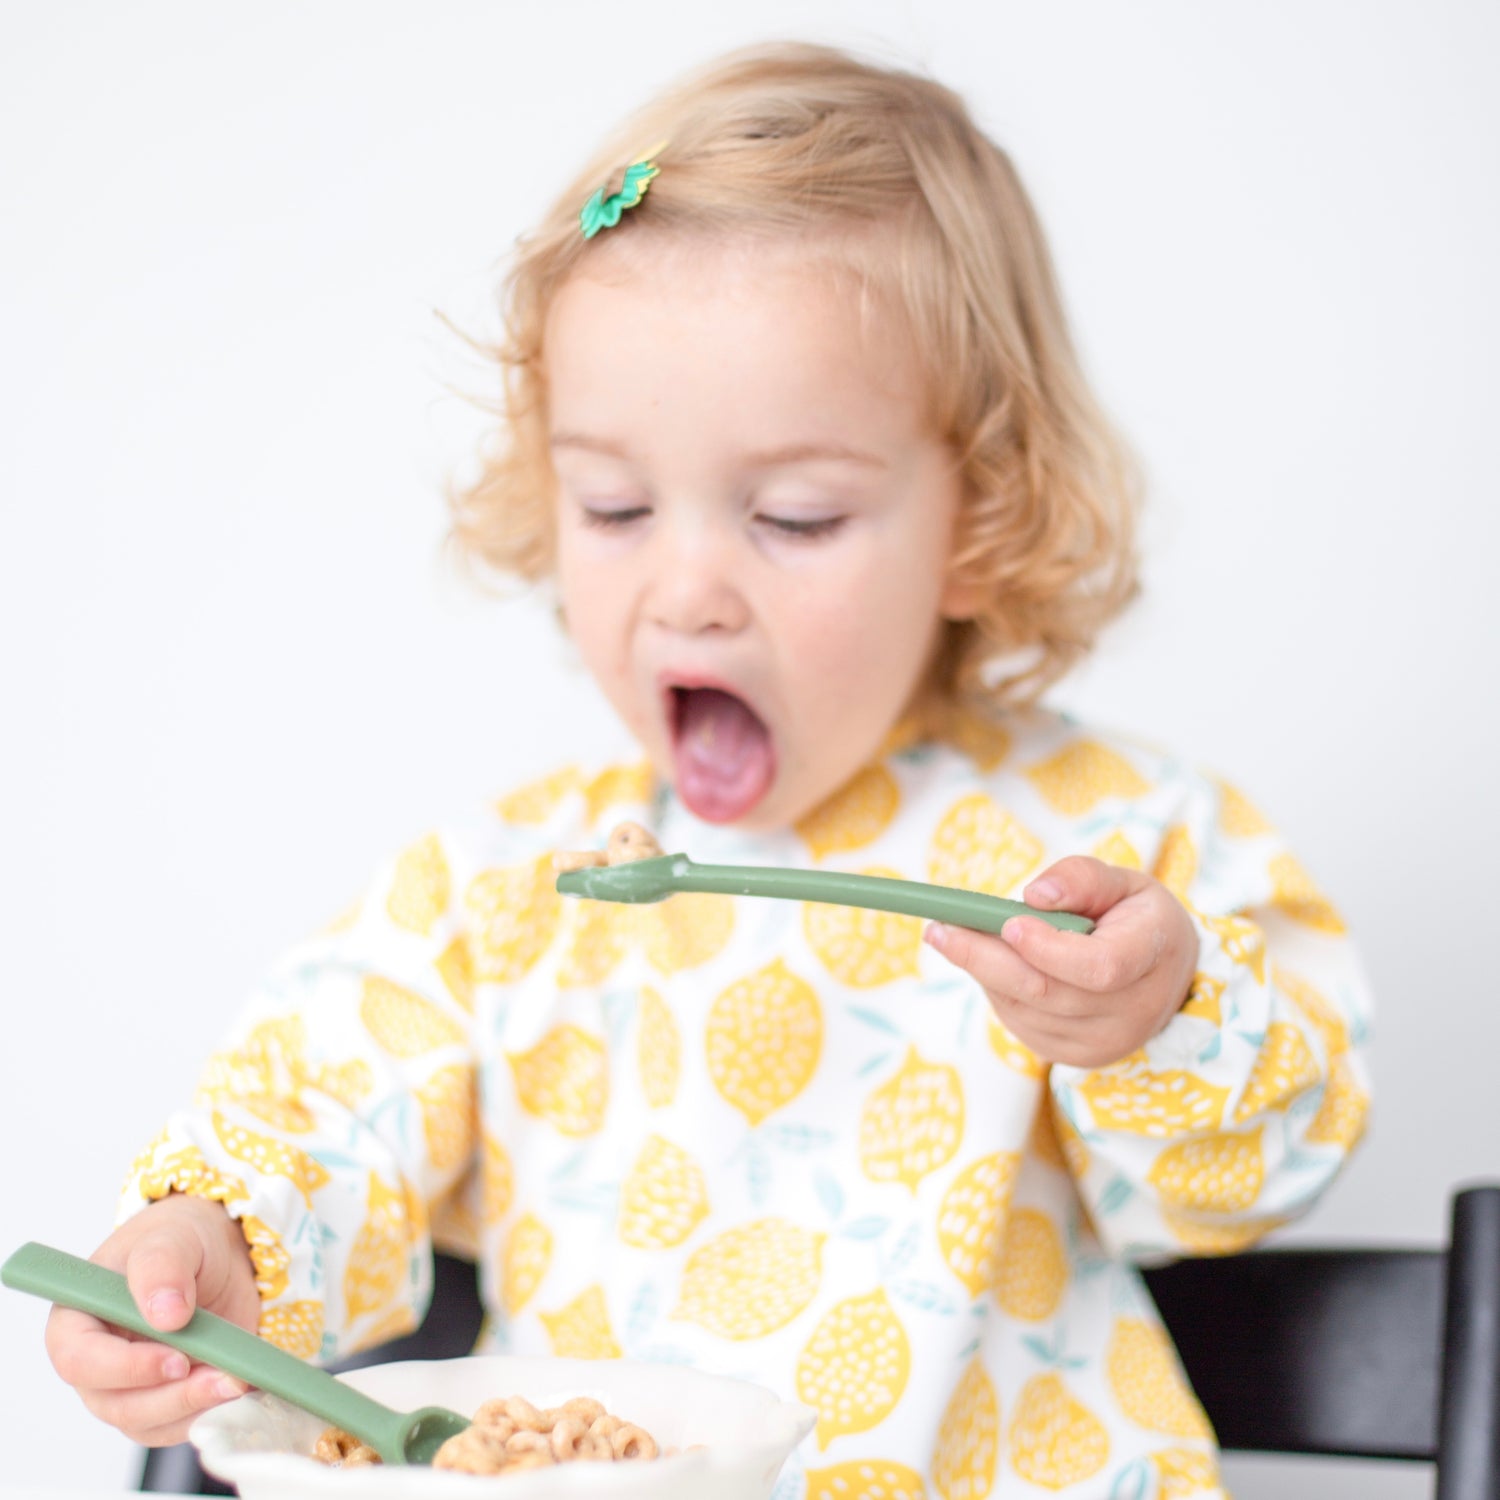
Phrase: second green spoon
[
  {"left": 556, "top": 853, "right": 1094, "bottom": 935},
  {"left": 1, "top": 1242, "right": 469, "bottom": 1465}
]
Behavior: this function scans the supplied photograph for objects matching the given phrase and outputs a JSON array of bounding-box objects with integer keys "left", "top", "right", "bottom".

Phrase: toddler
[{"left": 45, "top": 42, "right": 1370, "bottom": 1500}]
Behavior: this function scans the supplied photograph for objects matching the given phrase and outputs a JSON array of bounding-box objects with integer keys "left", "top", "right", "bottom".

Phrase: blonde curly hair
[{"left": 450, "top": 41, "right": 1140, "bottom": 713}]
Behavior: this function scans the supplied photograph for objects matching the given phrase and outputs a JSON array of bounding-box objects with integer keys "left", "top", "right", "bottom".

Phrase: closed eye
[
  {"left": 581, "top": 505, "right": 652, "bottom": 529},
  {"left": 756, "top": 513, "right": 846, "bottom": 539}
]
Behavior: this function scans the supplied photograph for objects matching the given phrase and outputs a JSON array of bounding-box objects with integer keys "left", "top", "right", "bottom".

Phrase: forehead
[{"left": 544, "top": 234, "right": 931, "bottom": 448}]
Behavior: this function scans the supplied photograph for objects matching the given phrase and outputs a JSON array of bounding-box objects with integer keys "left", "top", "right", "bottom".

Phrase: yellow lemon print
[
  {"left": 1076, "top": 1068, "right": 1230, "bottom": 1138},
  {"left": 415, "top": 1063, "right": 476, "bottom": 1172},
  {"left": 1201, "top": 912, "right": 1266, "bottom": 984},
  {"left": 1268, "top": 852, "right": 1347, "bottom": 933},
  {"left": 942, "top": 708, "right": 1013, "bottom": 772},
  {"left": 133, "top": 1142, "right": 250, "bottom": 1208},
  {"left": 995, "top": 1208, "right": 1067, "bottom": 1321},
  {"left": 494, "top": 765, "right": 583, "bottom": 824},
  {"left": 1106, "top": 1318, "right": 1214, "bottom": 1439},
  {"left": 1008, "top": 1371, "right": 1110, "bottom": 1489},
  {"left": 259, "top": 1300, "right": 324, "bottom": 1359},
  {"left": 797, "top": 765, "right": 901, "bottom": 859},
  {"left": 1053, "top": 1106, "right": 1091, "bottom": 1179},
  {"left": 1024, "top": 739, "right": 1150, "bottom": 817},
  {"left": 987, "top": 1017, "right": 1045, "bottom": 1078},
  {"left": 212, "top": 1111, "right": 330, "bottom": 1208},
  {"left": 804, "top": 867, "right": 923, "bottom": 987},
  {"left": 937, "top": 1151, "right": 1020, "bottom": 1295},
  {"left": 582, "top": 761, "right": 653, "bottom": 824},
  {"left": 796, "top": 1289, "right": 911, "bottom": 1449},
  {"left": 673, "top": 1218, "right": 824, "bottom": 1340},
  {"left": 1152, "top": 1446, "right": 1224, "bottom": 1499},
  {"left": 928, "top": 793, "right": 1042, "bottom": 897},
  {"left": 1180, "top": 973, "right": 1225, "bottom": 1025},
  {"left": 539, "top": 1284, "right": 622, "bottom": 1359},
  {"left": 1162, "top": 1208, "right": 1287, "bottom": 1254},
  {"left": 360, "top": 976, "right": 465, "bottom": 1058},
  {"left": 196, "top": 1014, "right": 307, "bottom": 1104},
  {"left": 345, "top": 1173, "right": 412, "bottom": 1322},
  {"left": 1306, "top": 1055, "right": 1369, "bottom": 1150},
  {"left": 639, "top": 892, "right": 735, "bottom": 974},
  {"left": 860, "top": 1046, "right": 965, "bottom": 1194},
  {"left": 1092, "top": 829, "right": 1142, "bottom": 870},
  {"left": 239, "top": 1215, "right": 291, "bottom": 1302},
  {"left": 556, "top": 897, "right": 633, "bottom": 988},
  {"left": 465, "top": 857, "right": 563, "bottom": 984},
  {"left": 1152, "top": 825, "right": 1198, "bottom": 900},
  {"left": 481, "top": 1130, "right": 514, "bottom": 1222},
  {"left": 1233, "top": 1022, "right": 1320, "bottom": 1122},
  {"left": 386, "top": 833, "right": 450, "bottom": 936},
  {"left": 434, "top": 936, "right": 475, "bottom": 1012},
  {"left": 1274, "top": 966, "right": 1349, "bottom": 1058},
  {"left": 502, "top": 1212, "right": 552, "bottom": 1313},
  {"left": 1147, "top": 1127, "right": 1265, "bottom": 1214},
  {"left": 239, "top": 1096, "right": 317, "bottom": 1134},
  {"left": 1028, "top": 1102, "right": 1069, "bottom": 1175},
  {"left": 806, "top": 1460, "right": 928, "bottom": 1500},
  {"left": 310, "top": 1057, "right": 373, "bottom": 1111},
  {"left": 932, "top": 1355, "right": 999, "bottom": 1500},
  {"left": 618, "top": 1134, "right": 710, "bottom": 1249},
  {"left": 1217, "top": 781, "right": 1272, "bottom": 838},
  {"left": 360, "top": 1303, "right": 419, "bottom": 1348},
  {"left": 508, "top": 1023, "right": 608, "bottom": 1137},
  {"left": 637, "top": 986, "right": 680, "bottom": 1108},
  {"left": 706, "top": 960, "right": 823, "bottom": 1127}
]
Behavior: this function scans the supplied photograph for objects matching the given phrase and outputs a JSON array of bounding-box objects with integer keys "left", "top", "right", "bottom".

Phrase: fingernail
[
  {"left": 924, "top": 922, "right": 950, "bottom": 952},
  {"left": 146, "top": 1289, "right": 187, "bottom": 1324},
  {"left": 162, "top": 1352, "right": 190, "bottom": 1381},
  {"left": 215, "top": 1375, "right": 248, "bottom": 1401},
  {"left": 1027, "top": 879, "right": 1062, "bottom": 905}
]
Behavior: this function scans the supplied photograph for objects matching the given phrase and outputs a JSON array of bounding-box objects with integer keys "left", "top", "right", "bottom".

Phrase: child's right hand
[{"left": 44, "top": 1193, "right": 262, "bottom": 1446}]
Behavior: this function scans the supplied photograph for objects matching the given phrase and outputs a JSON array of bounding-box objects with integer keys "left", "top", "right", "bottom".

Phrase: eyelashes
[{"left": 579, "top": 506, "right": 847, "bottom": 541}]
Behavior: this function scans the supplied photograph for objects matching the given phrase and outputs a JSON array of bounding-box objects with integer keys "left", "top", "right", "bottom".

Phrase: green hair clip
[{"left": 579, "top": 141, "right": 666, "bottom": 239}]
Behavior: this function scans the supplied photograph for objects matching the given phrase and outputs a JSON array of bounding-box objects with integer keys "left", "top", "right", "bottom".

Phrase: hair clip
[{"left": 579, "top": 141, "right": 667, "bottom": 239}]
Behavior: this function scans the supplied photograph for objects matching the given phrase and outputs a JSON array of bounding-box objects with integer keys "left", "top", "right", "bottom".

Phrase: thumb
[
  {"left": 124, "top": 1227, "right": 203, "bottom": 1332},
  {"left": 1024, "top": 855, "right": 1147, "bottom": 921}
]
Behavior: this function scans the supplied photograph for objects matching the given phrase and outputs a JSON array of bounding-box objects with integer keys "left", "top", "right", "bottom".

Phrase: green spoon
[
  {"left": 1, "top": 1242, "right": 470, "bottom": 1465},
  {"left": 556, "top": 854, "right": 1094, "bottom": 935}
]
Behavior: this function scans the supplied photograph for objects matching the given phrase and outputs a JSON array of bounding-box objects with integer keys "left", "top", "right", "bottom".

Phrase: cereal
[
  {"left": 553, "top": 822, "right": 663, "bottom": 874},
  {"left": 312, "top": 1394, "right": 664, "bottom": 1477}
]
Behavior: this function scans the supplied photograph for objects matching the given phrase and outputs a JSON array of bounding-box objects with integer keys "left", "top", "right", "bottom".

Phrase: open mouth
[{"left": 667, "top": 685, "right": 777, "bottom": 824}]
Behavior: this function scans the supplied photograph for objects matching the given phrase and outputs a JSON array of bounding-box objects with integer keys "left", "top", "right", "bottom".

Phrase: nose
[{"left": 644, "top": 512, "right": 750, "bottom": 636}]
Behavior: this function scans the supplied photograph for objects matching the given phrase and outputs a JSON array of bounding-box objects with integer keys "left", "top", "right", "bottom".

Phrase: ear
[{"left": 939, "top": 564, "right": 988, "bottom": 622}]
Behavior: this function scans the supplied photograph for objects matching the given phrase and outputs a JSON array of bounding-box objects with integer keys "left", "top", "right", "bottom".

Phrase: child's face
[{"left": 547, "top": 238, "right": 975, "bottom": 831}]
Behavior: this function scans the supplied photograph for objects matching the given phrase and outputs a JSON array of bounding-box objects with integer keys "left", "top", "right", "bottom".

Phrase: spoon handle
[{"left": 2, "top": 1241, "right": 408, "bottom": 1460}]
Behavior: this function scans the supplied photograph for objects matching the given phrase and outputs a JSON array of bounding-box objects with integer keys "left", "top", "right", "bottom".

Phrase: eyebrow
[{"left": 548, "top": 432, "right": 888, "bottom": 469}]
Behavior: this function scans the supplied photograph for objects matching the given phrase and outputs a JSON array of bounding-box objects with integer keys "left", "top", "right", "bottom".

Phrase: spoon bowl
[{"left": 1, "top": 1242, "right": 470, "bottom": 1464}]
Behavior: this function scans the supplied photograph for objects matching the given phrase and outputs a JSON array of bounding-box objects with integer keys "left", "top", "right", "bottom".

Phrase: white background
[{"left": 2, "top": 2, "right": 1496, "bottom": 1495}]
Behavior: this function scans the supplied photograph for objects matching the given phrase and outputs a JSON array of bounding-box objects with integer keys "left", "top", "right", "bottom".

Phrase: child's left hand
[{"left": 924, "top": 856, "right": 1198, "bottom": 1070}]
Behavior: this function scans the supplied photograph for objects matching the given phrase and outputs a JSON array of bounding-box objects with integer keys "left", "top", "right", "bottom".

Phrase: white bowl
[{"left": 189, "top": 1354, "right": 816, "bottom": 1500}]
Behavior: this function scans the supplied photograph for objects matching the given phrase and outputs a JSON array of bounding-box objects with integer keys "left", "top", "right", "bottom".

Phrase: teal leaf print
[
  {"left": 765, "top": 1123, "right": 835, "bottom": 1153},
  {"left": 1096, "top": 1177, "right": 1135, "bottom": 1216},
  {"left": 746, "top": 1138, "right": 773, "bottom": 1206},
  {"left": 837, "top": 1216, "right": 890, "bottom": 1241},
  {"left": 1197, "top": 1032, "right": 1223, "bottom": 1062},
  {"left": 847, "top": 1006, "right": 903, "bottom": 1036},
  {"left": 856, "top": 1051, "right": 893, "bottom": 1078},
  {"left": 1023, "top": 1333, "right": 1059, "bottom": 1364},
  {"left": 626, "top": 1281, "right": 659, "bottom": 1347},
  {"left": 1110, "top": 1458, "right": 1150, "bottom": 1500},
  {"left": 888, "top": 1279, "right": 959, "bottom": 1315},
  {"left": 886, "top": 1221, "right": 921, "bottom": 1273}
]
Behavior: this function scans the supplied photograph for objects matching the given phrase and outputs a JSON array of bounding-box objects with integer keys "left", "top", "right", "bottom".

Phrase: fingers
[{"left": 45, "top": 1303, "right": 247, "bottom": 1446}]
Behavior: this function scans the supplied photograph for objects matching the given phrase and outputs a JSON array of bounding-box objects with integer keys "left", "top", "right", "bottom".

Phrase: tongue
[{"left": 672, "top": 688, "right": 776, "bottom": 823}]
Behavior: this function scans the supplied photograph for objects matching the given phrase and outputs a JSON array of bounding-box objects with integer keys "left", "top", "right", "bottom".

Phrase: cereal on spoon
[{"left": 552, "top": 821, "right": 662, "bottom": 872}]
